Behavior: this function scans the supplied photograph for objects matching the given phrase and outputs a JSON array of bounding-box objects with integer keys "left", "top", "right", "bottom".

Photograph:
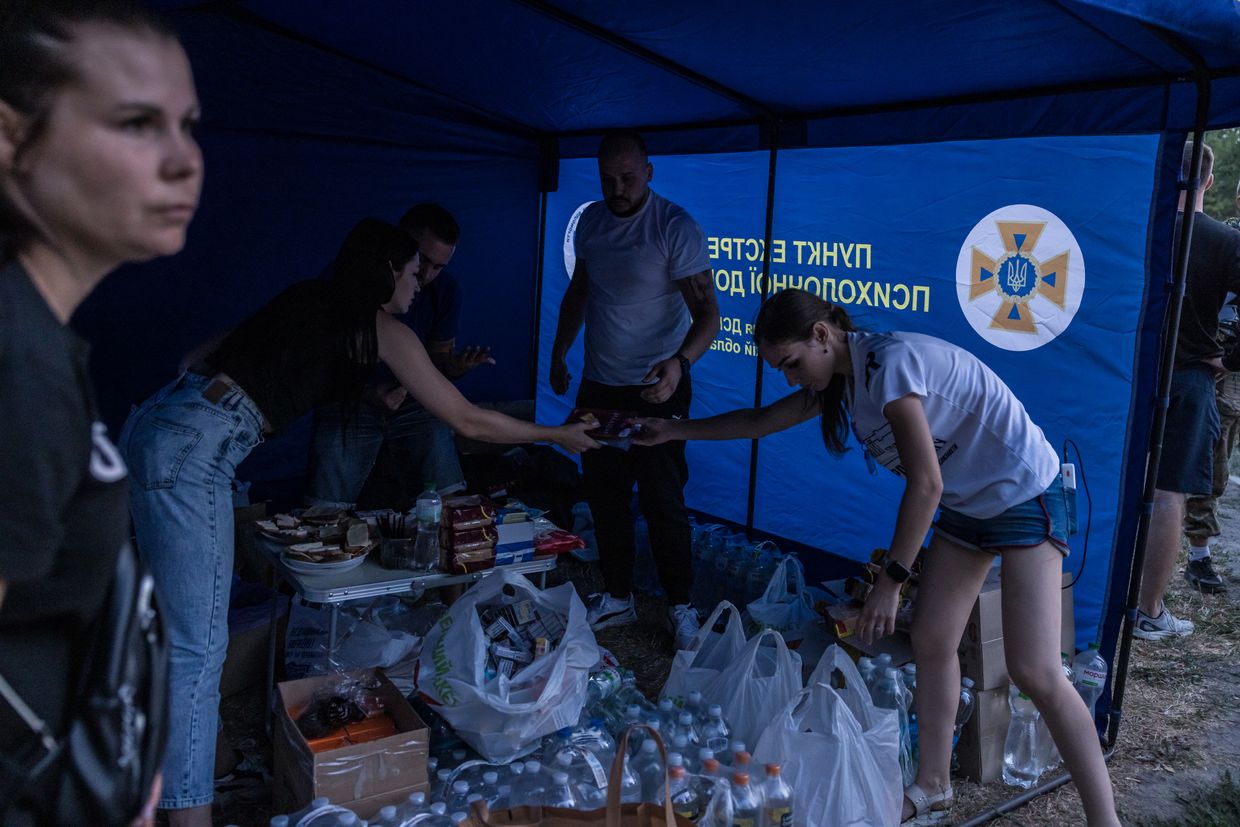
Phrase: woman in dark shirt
[
  {"left": 0, "top": 2, "right": 202, "bottom": 823},
  {"left": 118, "top": 217, "right": 598, "bottom": 822}
]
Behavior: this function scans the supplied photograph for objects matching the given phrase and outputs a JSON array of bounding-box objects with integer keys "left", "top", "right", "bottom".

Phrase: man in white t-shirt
[{"left": 549, "top": 130, "right": 719, "bottom": 650}]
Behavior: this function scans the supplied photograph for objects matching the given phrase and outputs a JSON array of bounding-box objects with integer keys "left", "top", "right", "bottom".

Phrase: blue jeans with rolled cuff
[{"left": 119, "top": 372, "right": 264, "bottom": 809}]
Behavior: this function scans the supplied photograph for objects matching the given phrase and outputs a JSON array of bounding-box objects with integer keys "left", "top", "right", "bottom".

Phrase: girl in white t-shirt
[{"left": 635, "top": 288, "right": 1118, "bottom": 826}]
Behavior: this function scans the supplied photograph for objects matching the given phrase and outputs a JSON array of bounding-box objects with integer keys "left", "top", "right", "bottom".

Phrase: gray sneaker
[
  {"left": 666, "top": 603, "right": 701, "bottom": 651},
  {"left": 586, "top": 592, "right": 637, "bottom": 631},
  {"left": 1133, "top": 607, "right": 1194, "bottom": 640}
]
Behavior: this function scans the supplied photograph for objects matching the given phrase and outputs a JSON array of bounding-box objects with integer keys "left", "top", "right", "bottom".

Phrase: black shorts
[{"left": 1156, "top": 363, "right": 1219, "bottom": 495}]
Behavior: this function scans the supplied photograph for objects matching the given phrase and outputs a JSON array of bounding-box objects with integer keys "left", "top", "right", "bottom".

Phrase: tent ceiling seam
[
  {"left": 509, "top": 0, "right": 777, "bottom": 120},
  {"left": 1043, "top": 0, "right": 1182, "bottom": 78}
]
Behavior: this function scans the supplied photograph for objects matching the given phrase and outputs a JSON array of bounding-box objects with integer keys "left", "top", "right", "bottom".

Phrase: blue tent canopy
[{"left": 79, "top": 0, "right": 1240, "bottom": 757}]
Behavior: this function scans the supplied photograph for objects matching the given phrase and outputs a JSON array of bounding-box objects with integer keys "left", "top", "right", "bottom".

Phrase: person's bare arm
[
  {"left": 376, "top": 312, "right": 597, "bottom": 453},
  {"left": 857, "top": 395, "right": 944, "bottom": 644},
  {"left": 641, "top": 269, "right": 720, "bottom": 403},
  {"left": 550, "top": 262, "right": 590, "bottom": 395},
  {"left": 633, "top": 389, "right": 817, "bottom": 445}
]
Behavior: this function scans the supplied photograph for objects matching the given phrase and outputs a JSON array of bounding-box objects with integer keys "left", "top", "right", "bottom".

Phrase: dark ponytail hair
[
  {"left": 753, "top": 288, "right": 858, "bottom": 457},
  {"left": 0, "top": 1, "right": 176, "bottom": 259},
  {"left": 329, "top": 218, "right": 419, "bottom": 404}
]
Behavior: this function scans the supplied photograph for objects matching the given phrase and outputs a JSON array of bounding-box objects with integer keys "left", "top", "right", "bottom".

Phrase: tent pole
[
  {"left": 955, "top": 28, "right": 1208, "bottom": 826},
  {"left": 1106, "top": 32, "right": 1211, "bottom": 754},
  {"left": 531, "top": 188, "right": 550, "bottom": 399},
  {"left": 745, "top": 120, "right": 781, "bottom": 535}
]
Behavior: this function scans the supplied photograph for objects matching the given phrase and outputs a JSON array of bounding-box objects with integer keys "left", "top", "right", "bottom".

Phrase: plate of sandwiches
[
  {"left": 280, "top": 540, "right": 375, "bottom": 576},
  {"left": 255, "top": 511, "right": 362, "bottom": 545}
]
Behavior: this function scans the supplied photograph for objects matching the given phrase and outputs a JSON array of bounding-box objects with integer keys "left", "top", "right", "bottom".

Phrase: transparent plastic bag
[
  {"left": 703, "top": 629, "right": 802, "bottom": 747},
  {"left": 659, "top": 601, "right": 747, "bottom": 706},
  {"left": 745, "top": 555, "right": 817, "bottom": 646}
]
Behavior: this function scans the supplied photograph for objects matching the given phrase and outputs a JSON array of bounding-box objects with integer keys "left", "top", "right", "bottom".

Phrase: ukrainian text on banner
[{"left": 537, "top": 135, "right": 1159, "bottom": 647}]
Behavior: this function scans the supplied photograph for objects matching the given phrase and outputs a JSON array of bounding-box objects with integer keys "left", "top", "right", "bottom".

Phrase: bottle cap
[
  {"left": 484, "top": 771, "right": 498, "bottom": 784},
  {"left": 679, "top": 712, "right": 694, "bottom": 724},
  {"left": 709, "top": 704, "right": 723, "bottom": 716},
  {"left": 703, "top": 758, "right": 720, "bottom": 772},
  {"left": 453, "top": 780, "right": 469, "bottom": 793},
  {"left": 765, "top": 763, "right": 781, "bottom": 775},
  {"left": 669, "top": 765, "right": 686, "bottom": 778},
  {"left": 553, "top": 771, "right": 569, "bottom": 784},
  {"left": 379, "top": 807, "right": 397, "bottom": 820},
  {"left": 733, "top": 771, "right": 750, "bottom": 785},
  {"left": 961, "top": 677, "right": 974, "bottom": 688},
  {"left": 734, "top": 750, "right": 751, "bottom": 765}
]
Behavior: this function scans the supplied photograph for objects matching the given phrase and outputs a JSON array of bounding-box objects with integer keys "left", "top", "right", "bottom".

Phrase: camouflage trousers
[{"left": 1184, "top": 371, "right": 1240, "bottom": 542}]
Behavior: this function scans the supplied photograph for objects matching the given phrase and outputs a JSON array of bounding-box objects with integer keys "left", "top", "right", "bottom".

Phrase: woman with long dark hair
[
  {"left": 0, "top": 2, "right": 201, "bottom": 823},
  {"left": 119, "top": 217, "right": 597, "bottom": 824},
  {"left": 635, "top": 288, "right": 1118, "bottom": 826}
]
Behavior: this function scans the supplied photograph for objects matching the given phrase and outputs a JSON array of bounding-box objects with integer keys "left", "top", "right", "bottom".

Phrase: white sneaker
[
  {"left": 1133, "top": 606, "right": 1194, "bottom": 640},
  {"left": 586, "top": 592, "right": 636, "bottom": 631},
  {"left": 667, "top": 603, "right": 701, "bottom": 651}
]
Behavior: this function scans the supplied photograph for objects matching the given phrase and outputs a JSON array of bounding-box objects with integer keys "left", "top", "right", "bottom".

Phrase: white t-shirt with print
[
  {"left": 846, "top": 331, "right": 1059, "bottom": 519},
  {"left": 574, "top": 190, "right": 711, "bottom": 386}
]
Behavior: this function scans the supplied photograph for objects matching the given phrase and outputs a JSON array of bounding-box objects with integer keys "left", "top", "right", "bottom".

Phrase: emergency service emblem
[{"left": 955, "top": 204, "right": 1085, "bottom": 351}]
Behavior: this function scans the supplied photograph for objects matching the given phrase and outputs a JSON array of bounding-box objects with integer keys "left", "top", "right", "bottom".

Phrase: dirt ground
[{"left": 215, "top": 486, "right": 1240, "bottom": 826}]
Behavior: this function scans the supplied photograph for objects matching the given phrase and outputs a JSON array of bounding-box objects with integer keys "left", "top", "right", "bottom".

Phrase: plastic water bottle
[
  {"left": 510, "top": 760, "right": 546, "bottom": 807},
  {"left": 370, "top": 805, "right": 401, "bottom": 826},
  {"left": 873, "top": 667, "right": 915, "bottom": 786},
  {"left": 544, "top": 771, "right": 579, "bottom": 808},
  {"left": 699, "top": 771, "right": 734, "bottom": 827},
  {"left": 761, "top": 763, "right": 794, "bottom": 827},
  {"left": 450, "top": 814, "right": 470, "bottom": 825},
  {"left": 1072, "top": 643, "right": 1109, "bottom": 713},
  {"left": 902, "top": 664, "right": 919, "bottom": 768},
  {"left": 658, "top": 698, "right": 679, "bottom": 731},
  {"left": 476, "top": 771, "right": 501, "bottom": 807},
  {"left": 632, "top": 717, "right": 662, "bottom": 757},
  {"left": 684, "top": 689, "right": 705, "bottom": 721},
  {"left": 413, "top": 482, "right": 442, "bottom": 571},
  {"left": 676, "top": 711, "right": 702, "bottom": 747},
  {"left": 422, "top": 802, "right": 450, "bottom": 827},
  {"left": 447, "top": 780, "right": 472, "bottom": 815},
  {"left": 729, "top": 772, "right": 760, "bottom": 827},
  {"left": 269, "top": 817, "right": 290, "bottom": 827},
  {"left": 619, "top": 753, "right": 643, "bottom": 804},
  {"left": 701, "top": 704, "right": 731, "bottom": 754},
  {"left": 951, "top": 677, "right": 976, "bottom": 771},
  {"left": 633, "top": 739, "right": 666, "bottom": 803},
  {"left": 333, "top": 814, "right": 360, "bottom": 827},
  {"left": 694, "top": 757, "right": 724, "bottom": 803},
  {"left": 665, "top": 765, "right": 702, "bottom": 820},
  {"left": 857, "top": 657, "right": 876, "bottom": 690},
  {"left": 1002, "top": 686, "right": 1043, "bottom": 789},
  {"left": 587, "top": 666, "right": 623, "bottom": 705}
]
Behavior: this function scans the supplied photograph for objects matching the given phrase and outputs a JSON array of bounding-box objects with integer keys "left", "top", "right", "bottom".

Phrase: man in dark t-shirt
[
  {"left": 306, "top": 204, "right": 495, "bottom": 507},
  {"left": 1138, "top": 142, "right": 1240, "bottom": 640}
]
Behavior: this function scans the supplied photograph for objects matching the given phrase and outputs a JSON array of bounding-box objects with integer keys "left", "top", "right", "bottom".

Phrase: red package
[
  {"left": 443, "top": 494, "right": 496, "bottom": 529},
  {"left": 535, "top": 529, "right": 586, "bottom": 555}
]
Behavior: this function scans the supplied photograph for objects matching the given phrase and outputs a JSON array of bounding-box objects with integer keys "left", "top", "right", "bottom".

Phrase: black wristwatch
[
  {"left": 673, "top": 352, "right": 692, "bottom": 375},
  {"left": 881, "top": 553, "right": 912, "bottom": 583}
]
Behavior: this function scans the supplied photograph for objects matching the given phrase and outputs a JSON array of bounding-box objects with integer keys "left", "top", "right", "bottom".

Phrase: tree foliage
[{"left": 1204, "top": 127, "right": 1240, "bottom": 221}]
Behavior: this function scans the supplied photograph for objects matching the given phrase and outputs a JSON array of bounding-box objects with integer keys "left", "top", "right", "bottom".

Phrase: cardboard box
[
  {"left": 273, "top": 669, "right": 429, "bottom": 813},
  {"left": 221, "top": 612, "right": 287, "bottom": 698},
  {"left": 954, "top": 683, "right": 1011, "bottom": 784},
  {"left": 495, "top": 520, "right": 536, "bottom": 566},
  {"left": 957, "top": 570, "right": 1077, "bottom": 691}
]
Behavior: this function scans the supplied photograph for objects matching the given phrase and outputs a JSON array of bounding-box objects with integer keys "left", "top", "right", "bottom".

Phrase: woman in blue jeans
[
  {"left": 635, "top": 288, "right": 1118, "bottom": 827},
  {"left": 120, "top": 218, "right": 598, "bottom": 824}
]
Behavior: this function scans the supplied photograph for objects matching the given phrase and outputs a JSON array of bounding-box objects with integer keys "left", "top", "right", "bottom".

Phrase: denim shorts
[{"left": 934, "top": 473, "right": 1070, "bottom": 556}]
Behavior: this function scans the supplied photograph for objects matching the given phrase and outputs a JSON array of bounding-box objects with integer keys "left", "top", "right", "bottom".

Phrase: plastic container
[
  {"left": 729, "top": 772, "right": 760, "bottom": 827},
  {"left": 1002, "top": 687, "right": 1043, "bottom": 789},
  {"left": 413, "top": 482, "right": 442, "bottom": 571},
  {"left": 1072, "top": 643, "right": 1109, "bottom": 712},
  {"left": 761, "top": 763, "right": 794, "bottom": 827}
]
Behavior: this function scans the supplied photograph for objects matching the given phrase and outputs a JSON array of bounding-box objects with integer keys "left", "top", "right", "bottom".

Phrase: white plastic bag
[
  {"left": 753, "top": 645, "right": 902, "bottom": 827},
  {"left": 704, "top": 628, "right": 802, "bottom": 746},
  {"left": 745, "top": 555, "right": 817, "bottom": 646},
  {"left": 284, "top": 596, "right": 421, "bottom": 682},
  {"left": 413, "top": 569, "right": 599, "bottom": 762},
  {"left": 660, "top": 600, "right": 747, "bottom": 706}
]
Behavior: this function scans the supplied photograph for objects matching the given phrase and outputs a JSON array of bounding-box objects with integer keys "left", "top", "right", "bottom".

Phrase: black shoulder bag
[{"left": 0, "top": 542, "right": 169, "bottom": 825}]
